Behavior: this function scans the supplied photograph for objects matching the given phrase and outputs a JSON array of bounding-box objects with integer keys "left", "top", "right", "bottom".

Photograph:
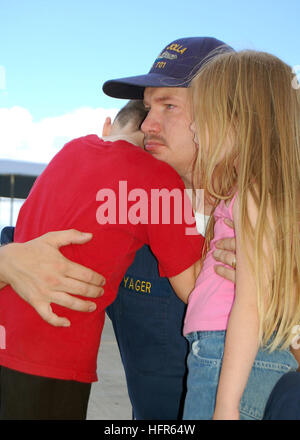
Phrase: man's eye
[{"left": 166, "top": 104, "right": 175, "bottom": 109}]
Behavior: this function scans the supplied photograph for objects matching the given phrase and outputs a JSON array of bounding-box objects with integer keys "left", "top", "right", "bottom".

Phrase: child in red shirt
[{"left": 0, "top": 100, "right": 204, "bottom": 419}]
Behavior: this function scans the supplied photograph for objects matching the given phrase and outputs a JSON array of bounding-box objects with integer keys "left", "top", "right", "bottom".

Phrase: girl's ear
[{"left": 102, "top": 117, "right": 112, "bottom": 137}]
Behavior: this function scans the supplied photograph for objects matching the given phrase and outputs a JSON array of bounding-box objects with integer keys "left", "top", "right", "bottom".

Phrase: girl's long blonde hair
[{"left": 191, "top": 50, "right": 300, "bottom": 351}]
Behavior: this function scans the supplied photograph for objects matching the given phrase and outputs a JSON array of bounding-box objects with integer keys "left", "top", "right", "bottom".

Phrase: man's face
[{"left": 142, "top": 87, "right": 197, "bottom": 186}]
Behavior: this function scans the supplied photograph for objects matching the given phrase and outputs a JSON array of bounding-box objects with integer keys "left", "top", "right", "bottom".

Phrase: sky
[{"left": 0, "top": 0, "right": 299, "bottom": 165}]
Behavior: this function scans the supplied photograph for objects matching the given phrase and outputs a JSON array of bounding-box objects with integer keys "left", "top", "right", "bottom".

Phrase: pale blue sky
[
  {"left": 0, "top": 0, "right": 299, "bottom": 228},
  {"left": 1, "top": 0, "right": 299, "bottom": 121}
]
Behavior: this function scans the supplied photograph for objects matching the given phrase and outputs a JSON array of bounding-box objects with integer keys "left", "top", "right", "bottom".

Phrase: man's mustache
[{"left": 144, "top": 135, "right": 167, "bottom": 146}]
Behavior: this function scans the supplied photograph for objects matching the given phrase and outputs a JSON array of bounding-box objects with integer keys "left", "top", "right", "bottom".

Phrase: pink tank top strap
[{"left": 227, "top": 192, "right": 238, "bottom": 219}]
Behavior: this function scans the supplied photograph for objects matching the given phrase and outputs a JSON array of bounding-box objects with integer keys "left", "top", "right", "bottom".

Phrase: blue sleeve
[{"left": 1, "top": 226, "right": 15, "bottom": 245}]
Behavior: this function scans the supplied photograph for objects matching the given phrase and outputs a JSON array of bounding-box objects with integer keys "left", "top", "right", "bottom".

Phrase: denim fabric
[
  {"left": 183, "top": 330, "right": 298, "bottom": 420},
  {"left": 263, "top": 371, "right": 300, "bottom": 420},
  {"left": 106, "top": 245, "right": 189, "bottom": 420},
  {"left": 0, "top": 227, "right": 14, "bottom": 245}
]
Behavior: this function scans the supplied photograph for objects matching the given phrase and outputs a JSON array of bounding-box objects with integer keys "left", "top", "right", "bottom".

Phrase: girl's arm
[{"left": 213, "top": 193, "right": 267, "bottom": 420}]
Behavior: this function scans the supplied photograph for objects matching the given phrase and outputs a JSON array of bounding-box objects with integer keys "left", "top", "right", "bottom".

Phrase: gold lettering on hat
[
  {"left": 166, "top": 44, "right": 187, "bottom": 55},
  {"left": 155, "top": 61, "right": 166, "bottom": 69}
]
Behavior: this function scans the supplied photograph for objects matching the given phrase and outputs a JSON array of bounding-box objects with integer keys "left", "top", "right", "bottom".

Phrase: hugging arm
[
  {"left": 0, "top": 229, "right": 106, "bottom": 327},
  {"left": 213, "top": 218, "right": 236, "bottom": 283}
]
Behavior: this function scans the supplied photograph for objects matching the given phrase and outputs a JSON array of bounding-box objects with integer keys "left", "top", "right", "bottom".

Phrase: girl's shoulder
[{"left": 217, "top": 192, "right": 238, "bottom": 220}]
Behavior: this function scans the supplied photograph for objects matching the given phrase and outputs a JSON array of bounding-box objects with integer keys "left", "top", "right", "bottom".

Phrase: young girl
[{"left": 183, "top": 50, "right": 300, "bottom": 420}]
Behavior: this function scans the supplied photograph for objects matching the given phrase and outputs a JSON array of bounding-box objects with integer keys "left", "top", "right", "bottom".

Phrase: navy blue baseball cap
[{"left": 102, "top": 37, "right": 233, "bottom": 99}]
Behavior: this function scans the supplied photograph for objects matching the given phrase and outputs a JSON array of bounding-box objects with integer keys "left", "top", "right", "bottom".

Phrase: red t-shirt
[{"left": 0, "top": 135, "right": 204, "bottom": 382}]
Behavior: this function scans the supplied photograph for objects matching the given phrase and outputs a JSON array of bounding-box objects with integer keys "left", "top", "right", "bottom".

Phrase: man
[
  {"left": 102, "top": 36, "right": 300, "bottom": 420},
  {"left": 103, "top": 37, "right": 236, "bottom": 419}
]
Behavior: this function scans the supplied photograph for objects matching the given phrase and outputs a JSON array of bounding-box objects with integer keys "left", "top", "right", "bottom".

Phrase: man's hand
[
  {"left": 0, "top": 230, "right": 106, "bottom": 327},
  {"left": 213, "top": 218, "right": 236, "bottom": 283}
]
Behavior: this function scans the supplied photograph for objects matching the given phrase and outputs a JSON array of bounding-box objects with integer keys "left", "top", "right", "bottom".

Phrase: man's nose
[{"left": 141, "top": 111, "right": 160, "bottom": 134}]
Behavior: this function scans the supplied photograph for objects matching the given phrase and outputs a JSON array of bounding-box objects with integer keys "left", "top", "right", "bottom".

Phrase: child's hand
[{"left": 213, "top": 407, "right": 240, "bottom": 420}]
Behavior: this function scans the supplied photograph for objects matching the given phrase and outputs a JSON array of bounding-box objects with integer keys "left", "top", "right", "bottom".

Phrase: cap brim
[{"left": 102, "top": 73, "right": 189, "bottom": 100}]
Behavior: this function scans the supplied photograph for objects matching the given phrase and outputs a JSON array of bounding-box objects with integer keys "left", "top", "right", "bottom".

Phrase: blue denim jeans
[
  {"left": 183, "top": 330, "right": 298, "bottom": 420},
  {"left": 106, "top": 245, "right": 189, "bottom": 420}
]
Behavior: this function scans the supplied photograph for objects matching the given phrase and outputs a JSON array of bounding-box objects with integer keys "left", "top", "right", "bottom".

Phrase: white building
[{"left": 0, "top": 159, "right": 46, "bottom": 229}]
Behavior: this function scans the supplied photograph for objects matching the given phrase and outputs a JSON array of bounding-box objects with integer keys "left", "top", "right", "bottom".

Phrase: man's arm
[
  {"left": 0, "top": 229, "right": 106, "bottom": 327},
  {"left": 213, "top": 218, "right": 236, "bottom": 283}
]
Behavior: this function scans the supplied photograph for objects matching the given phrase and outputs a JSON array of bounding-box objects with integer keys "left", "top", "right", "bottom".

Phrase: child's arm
[
  {"left": 213, "top": 193, "right": 268, "bottom": 420},
  {"left": 169, "top": 259, "right": 202, "bottom": 303}
]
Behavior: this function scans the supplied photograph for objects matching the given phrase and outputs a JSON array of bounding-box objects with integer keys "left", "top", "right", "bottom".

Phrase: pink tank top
[{"left": 183, "top": 194, "right": 237, "bottom": 335}]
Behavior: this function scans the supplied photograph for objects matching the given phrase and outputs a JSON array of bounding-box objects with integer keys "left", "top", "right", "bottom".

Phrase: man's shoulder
[
  {"left": 116, "top": 143, "right": 184, "bottom": 182},
  {"left": 127, "top": 151, "right": 185, "bottom": 190},
  {"left": 148, "top": 157, "right": 185, "bottom": 188}
]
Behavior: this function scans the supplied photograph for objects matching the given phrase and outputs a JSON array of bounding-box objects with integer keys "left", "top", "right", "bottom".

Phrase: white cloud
[{"left": 0, "top": 106, "right": 119, "bottom": 164}]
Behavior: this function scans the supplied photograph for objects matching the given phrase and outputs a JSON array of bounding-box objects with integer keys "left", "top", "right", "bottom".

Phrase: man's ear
[{"left": 102, "top": 117, "right": 112, "bottom": 136}]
